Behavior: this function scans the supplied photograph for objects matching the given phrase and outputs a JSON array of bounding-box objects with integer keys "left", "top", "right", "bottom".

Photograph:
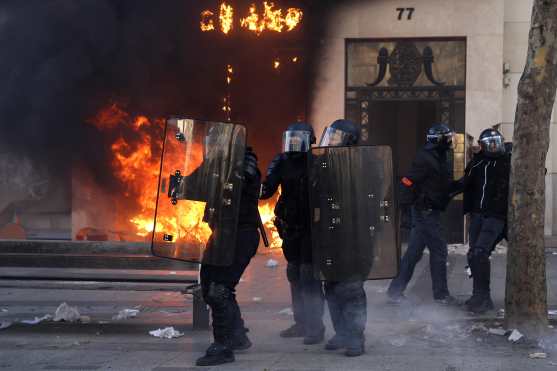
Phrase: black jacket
[
  {"left": 399, "top": 144, "right": 452, "bottom": 211},
  {"left": 261, "top": 152, "right": 311, "bottom": 262},
  {"left": 454, "top": 152, "right": 510, "bottom": 220}
]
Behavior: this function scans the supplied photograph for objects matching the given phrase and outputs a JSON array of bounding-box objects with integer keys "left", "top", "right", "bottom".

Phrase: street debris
[
  {"left": 79, "top": 316, "right": 91, "bottom": 324},
  {"left": 149, "top": 327, "right": 184, "bottom": 339},
  {"left": 497, "top": 309, "right": 505, "bottom": 318},
  {"left": 469, "top": 323, "right": 488, "bottom": 333},
  {"left": 112, "top": 309, "right": 140, "bottom": 320},
  {"left": 0, "top": 320, "right": 12, "bottom": 330},
  {"left": 549, "top": 310, "right": 557, "bottom": 316},
  {"left": 488, "top": 328, "right": 507, "bottom": 336},
  {"left": 278, "top": 307, "right": 294, "bottom": 316},
  {"left": 508, "top": 329, "right": 524, "bottom": 342},
  {"left": 529, "top": 352, "right": 548, "bottom": 359},
  {"left": 53, "top": 303, "right": 81, "bottom": 322},
  {"left": 1, "top": 308, "right": 8, "bottom": 313},
  {"left": 21, "top": 314, "right": 52, "bottom": 325},
  {"left": 389, "top": 337, "right": 407, "bottom": 347},
  {"left": 265, "top": 259, "right": 279, "bottom": 268},
  {"left": 252, "top": 297, "right": 263, "bottom": 302}
]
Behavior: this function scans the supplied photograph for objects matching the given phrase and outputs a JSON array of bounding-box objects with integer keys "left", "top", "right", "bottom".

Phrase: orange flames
[
  {"left": 201, "top": 2, "right": 303, "bottom": 36},
  {"left": 86, "top": 103, "right": 282, "bottom": 248}
]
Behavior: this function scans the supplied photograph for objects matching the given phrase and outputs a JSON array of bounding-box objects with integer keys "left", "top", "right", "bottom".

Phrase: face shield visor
[
  {"left": 427, "top": 131, "right": 454, "bottom": 149},
  {"left": 479, "top": 134, "right": 505, "bottom": 156},
  {"left": 282, "top": 130, "right": 312, "bottom": 152},
  {"left": 319, "top": 127, "right": 351, "bottom": 147}
]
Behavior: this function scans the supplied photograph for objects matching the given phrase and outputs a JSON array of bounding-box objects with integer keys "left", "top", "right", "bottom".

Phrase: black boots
[
  {"left": 466, "top": 256, "right": 494, "bottom": 314},
  {"left": 196, "top": 343, "right": 234, "bottom": 367}
]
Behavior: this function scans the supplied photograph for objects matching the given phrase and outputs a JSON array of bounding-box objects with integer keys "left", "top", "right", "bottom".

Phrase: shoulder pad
[{"left": 266, "top": 153, "right": 285, "bottom": 176}]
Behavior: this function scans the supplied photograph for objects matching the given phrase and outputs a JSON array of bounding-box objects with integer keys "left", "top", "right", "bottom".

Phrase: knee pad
[
  {"left": 469, "top": 248, "right": 490, "bottom": 265},
  {"left": 204, "top": 282, "right": 232, "bottom": 307},
  {"left": 286, "top": 262, "right": 301, "bottom": 283},
  {"left": 333, "top": 281, "right": 365, "bottom": 302}
]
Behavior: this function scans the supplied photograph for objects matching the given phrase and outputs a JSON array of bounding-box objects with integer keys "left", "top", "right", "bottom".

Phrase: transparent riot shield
[
  {"left": 151, "top": 118, "right": 246, "bottom": 266},
  {"left": 309, "top": 145, "right": 399, "bottom": 281}
]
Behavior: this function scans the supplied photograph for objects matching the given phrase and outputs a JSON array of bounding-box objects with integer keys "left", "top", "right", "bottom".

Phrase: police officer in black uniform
[
  {"left": 318, "top": 119, "right": 368, "bottom": 357},
  {"left": 196, "top": 147, "right": 262, "bottom": 367},
  {"left": 452, "top": 128, "right": 510, "bottom": 314},
  {"left": 387, "top": 123, "right": 458, "bottom": 305},
  {"left": 260, "top": 123, "right": 326, "bottom": 345}
]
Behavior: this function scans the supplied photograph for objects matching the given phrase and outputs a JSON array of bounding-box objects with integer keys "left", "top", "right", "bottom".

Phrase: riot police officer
[
  {"left": 196, "top": 146, "right": 262, "bottom": 366},
  {"left": 317, "top": 119, "right": 368, "bottom": 357},
  {"left": 387, "top": 123, "right": 457, "bottom": 305},
  {"left": 260, "top": 122, "right": 326, "bottom": 345},
  {"left": 452, "top": 128, "right": 510, "bottom": 313}
]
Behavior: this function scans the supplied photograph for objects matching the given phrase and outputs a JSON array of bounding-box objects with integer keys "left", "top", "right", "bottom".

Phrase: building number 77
[{"left": 397, "top": 8, "right": 415, "bottom": 20}]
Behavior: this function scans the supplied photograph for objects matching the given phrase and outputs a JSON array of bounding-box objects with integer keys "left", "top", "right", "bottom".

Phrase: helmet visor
[
  {"left": 479, "top": 134, "right": 505, "bottom": 155},
  {"left": 427, "top": 131, "right": 454, "bottom": 147},
  {"left": 282, "top": 131, "right": 312, "bottom": 152},
  {"left": 319, "top": 127, "right": 350, "bottom": 147}
]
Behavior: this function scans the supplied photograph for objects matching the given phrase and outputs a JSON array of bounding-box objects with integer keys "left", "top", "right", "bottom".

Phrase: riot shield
[
  {"left": 151, "top": 118, "right": 246, "bottom": 266},
  {"left": 309, "top": 145, "right": 399, "bottom": 281}
]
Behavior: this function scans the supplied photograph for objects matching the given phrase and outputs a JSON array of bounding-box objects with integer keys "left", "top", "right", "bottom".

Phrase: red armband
[{"left": 401, "top": 177, "right": 413, "bottom": 187}]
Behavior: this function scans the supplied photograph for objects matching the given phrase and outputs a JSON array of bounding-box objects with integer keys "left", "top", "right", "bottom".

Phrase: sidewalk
[{"left": 1, "top": 246, "right": 557, "bottom": 370}]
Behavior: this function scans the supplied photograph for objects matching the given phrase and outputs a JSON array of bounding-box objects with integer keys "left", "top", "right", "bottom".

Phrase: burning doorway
[{"left": 345, "top": 38, "right": 466, "bottom": 243}]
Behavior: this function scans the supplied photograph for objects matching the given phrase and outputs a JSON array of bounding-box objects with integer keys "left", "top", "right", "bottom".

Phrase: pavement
[{"left": 2, "top": 245, "right": 557, "bottom": 370}]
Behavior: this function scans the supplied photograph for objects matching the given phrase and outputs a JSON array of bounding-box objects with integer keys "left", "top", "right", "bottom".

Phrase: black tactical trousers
[
  {"left": 287, "top": 261, "right": 325, "bottom": 337},
  {"left": 388, "top": 208, "right": 450, "bottom": 300},
  {"left": 200, "top": 228, "right": 260, "bottom": 346},
  {"left": 324, "top": 280, "right": 367, "bottom": 342},
  {"left": 468, "top": 213, "right": 505, "bottom": 299}
]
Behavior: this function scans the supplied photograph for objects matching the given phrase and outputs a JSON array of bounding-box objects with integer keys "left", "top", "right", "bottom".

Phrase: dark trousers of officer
[
  {"left": 388, "top": 207, "right": 450, "bottom": 300},
  {"left": 287, "top": 261, "right": 325, "bottom": 337},
  {"left": 324, "top": 280, "right": 366, "bottom": 343},
  {"left": 200, "top": 228, "right": 260, "bottom": 346},
  {"left": 283, "top": 237, "right": 325, "bottom": 337},
  {"left": 468, "top": 213, "right": 505, "bottom": 299}
]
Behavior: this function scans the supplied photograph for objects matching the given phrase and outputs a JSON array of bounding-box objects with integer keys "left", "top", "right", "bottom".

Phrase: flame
[
  {"left": 86, "top": 103, "right": 282, "bottom": 248},
  {"left": 292, "top": 56, "right": 298, "bottom": 63},
  {"left": 200, "top": 10, "right": 215, "bottom": 31},
  {"left": 273, "top": 58, "right": 280, "bottom": 69},
  {"left": 285, "top": 7, "right": 303, "bottom": 31},
  {"left": 258, "top": 196, "right": 282, "bottom": 249},
  {"left": 202, "top": 2, "right": 303, "bottom": 35},
  {"left": 240, "top": 4, "right": 265, "bottom": 35},
  {"left": 219, "top": 2, "right": 234, "bottom": 35}
]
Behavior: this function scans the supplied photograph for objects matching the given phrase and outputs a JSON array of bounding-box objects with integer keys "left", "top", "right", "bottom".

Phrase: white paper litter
[
  {"left": 265, "top": 259, "right": 279, "bottom": 268},
  {"left": 549, "top": 310, "right": 557, "bottom": 315},
  {"left": 488, "top": 328, "right": 507, "bottom": 336},
  {"left": 389, "top": 337, "right": 407, "bottom": 347},
  {"left": 529, "top": 352, "right": 548, "bottom": 359},
  {"left": 79, "top": 316, "right": 91, "bottom": 324},
  {"left": 0, "top": 320, "right": 12, "bottom": 330},
  {"left": 252, "top": 297, "right": 262, "bottom": 302},
  {"left": 1, "top": 308, "right": 8, "bottom": 313},
  {"left": 149, "top": 327, "right": 184, "bottom": 339},
  {"left": 508, "top": 329, "right": 524, "bottom": 342},
  {"left": 278, "top": 307, "right": 294, "bottom": 316},
  {"left": 21, "top": 314, "right": 52, "bottom": 325},
  {"left": 112, "top": 309, "right": 140, "bottom": 320},
  {"left": 53, "top": 303, "right": 81, "bottom": 322}
]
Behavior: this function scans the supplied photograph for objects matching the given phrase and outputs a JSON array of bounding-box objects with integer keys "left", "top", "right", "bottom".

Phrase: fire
[
  {"left": 200, "top": 10, "right": 215, "bottom": 31},
  {"left": 219, "top": 2, "right": 234, "bottom": 35},
  {"left": 86, "top": 103, "right": 282, "bottom": 248},
  {"left": 201, "top": 2, "right": 303, "bottom": 35},
  {"left": 258, "top": 194, "right": 282, "bottom": 249}
]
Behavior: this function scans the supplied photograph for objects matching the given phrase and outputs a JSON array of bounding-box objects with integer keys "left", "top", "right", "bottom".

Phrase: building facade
[{"left": 310, "top": 0, "right": 556, "bottom": 240}]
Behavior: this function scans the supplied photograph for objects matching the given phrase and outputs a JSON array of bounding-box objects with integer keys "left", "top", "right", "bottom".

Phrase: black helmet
[
  {"left": 426, "top": 123, "right": 454, "bottom": 149},
  {"left": 479, "top": 128, "right": 506, "bottom": 157},
  {"left": 282, "top": 122, "right": 315, "bottom": 153},
  {"left": 319, "top": 119, "right": 360, "bottom": 147}
]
